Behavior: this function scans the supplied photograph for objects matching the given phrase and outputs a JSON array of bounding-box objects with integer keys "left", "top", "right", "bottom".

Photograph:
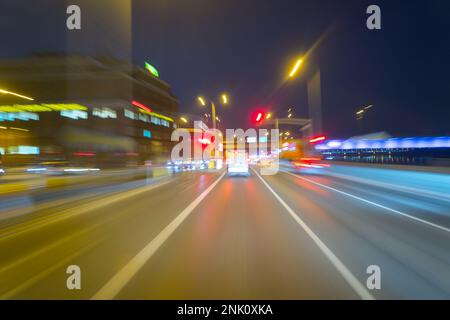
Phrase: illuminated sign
[
  {"left": 0, "top": 104, "right": 88, "bottom": 113},
  {"left": 145, "top": 62, "right": 159, "bottom": 78},
  {"left": 8, "top": 146, "right": 40, "bottom": 155},
  {"left": 143, "top": 130, "right": 152, "bottom": 139},
  {"left": 0, "top": 112, "right": 39, "bottom": 121},
  {"left": 61, "top": 110, "right": 88, "bottom": 120},
  {"left": 132, "top": 100, "right": 153, "bottom": 113},
  {"left": 136, "top": 108, "right": 174, "bottom": 122},
  {"left": 310, "top": 136, "right": 326, "bottom": 143},
  {"left": 93, "top": 107, "right": 117, "bottom": 119}
]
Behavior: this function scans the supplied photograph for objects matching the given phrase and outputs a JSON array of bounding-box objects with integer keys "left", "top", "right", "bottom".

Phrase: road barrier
[{"left": 0, "top": 166, "right": 172, "bottom": 197}]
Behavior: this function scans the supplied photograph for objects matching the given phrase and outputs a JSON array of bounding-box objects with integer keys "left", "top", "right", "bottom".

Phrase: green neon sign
[{"left": 145, "top": 62, "right": 159, "bottom": 78}]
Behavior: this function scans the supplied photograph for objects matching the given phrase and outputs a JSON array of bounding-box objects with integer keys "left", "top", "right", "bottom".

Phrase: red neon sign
[{"left": 132, "top": 100, "right": 153, "bottom": 113}]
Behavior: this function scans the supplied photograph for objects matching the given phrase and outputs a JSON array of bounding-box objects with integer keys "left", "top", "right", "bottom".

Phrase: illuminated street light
[
  {"left": 288, "top": 113, "right": 292, "bottom": 118},
  {"left": 356, "top": 104, "right": 374, "bottom": 120},
  {"left": 197, "top": 96, "right": 206, "bottom": 106},
  {"left": 0, "top": 89, "right": 34, "bottom": 101},
  {"left": 180, "top": 117, "right": 188, "bottom": 123},
  {"left": 197, "top": 93, "right": 231, "bottom": 130},
  {"left": 221, "top": 94, "right": 228, "bottom": 105},
  {"left": 284, "top": 131, "right": 290, "bottom": 136},
  {"left": 266, "top": 113, "right": 272, "bottom": 120},
  {"left": 288, "top": 58, "right": 303, "bottom": 78},
  {"left": 309, "top": 135, "right": 326, "bottom": 143}
]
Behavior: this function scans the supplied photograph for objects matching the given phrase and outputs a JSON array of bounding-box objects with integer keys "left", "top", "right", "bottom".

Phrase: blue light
[
  {"left": 143, "top": 129, "right": 152, "bottom": 138},
  {"left": 315, "top": 136, "right": 450, "bottom": 151}
]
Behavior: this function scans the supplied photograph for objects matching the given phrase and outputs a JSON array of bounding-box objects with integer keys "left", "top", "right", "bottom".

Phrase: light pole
[
  {"left": 287, "top": 56, "right": 323, "bottom": 138},
  {"left": 197, "top": 94, "right": 229, "bottom": 130},
  {"left": 0, "top": 88, "right": 34, "bottom": 101},
  {"left": 197, "top": 94, "right": 229, "bottom": 166},
  {"left": 288, "top": 58, "right": 303, "bottom": 78}
]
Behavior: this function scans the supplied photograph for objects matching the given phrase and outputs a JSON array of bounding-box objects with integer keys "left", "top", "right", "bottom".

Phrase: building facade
[{"left": 0, "top": 55, "right": 179, "bottom": 167}]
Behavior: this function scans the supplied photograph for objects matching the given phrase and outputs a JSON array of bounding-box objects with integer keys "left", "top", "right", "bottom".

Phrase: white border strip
[
  {"left": 92, "top": 171, "right": 226, "bottom": 300},
  {"left": 253, "top": 168, "right": 374, "bottom": 300},
  {"left": 283, "top": 170, "right": 450, "bottom": 233}
]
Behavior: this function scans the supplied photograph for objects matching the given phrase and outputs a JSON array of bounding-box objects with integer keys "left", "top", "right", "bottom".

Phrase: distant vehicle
[
  {"left": 227, "top": 152, "right": 250, "bottom": 177},
  {"left": 279, "top": 139, "right": 330, "bottom": 174},
  {"left": 291, "top": 157, "right": 330, "bottom": 174}
]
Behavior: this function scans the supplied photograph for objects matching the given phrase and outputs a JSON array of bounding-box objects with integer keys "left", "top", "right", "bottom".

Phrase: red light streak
[
  {"left": 73, "top": 152, "right": 96, "bottom": 157},
  {"left": 309, "top": 136, "right": 326, "bottom": 143},
  {"left": 132, "top": 100, "right": 153, "bottom": 113}
]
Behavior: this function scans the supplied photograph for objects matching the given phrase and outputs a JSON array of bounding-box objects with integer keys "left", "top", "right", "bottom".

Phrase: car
[
  {"left": 291, "top": 157, "right": 330, "bottom": 174},
  {"left": 227, "top": 153, "right": 250, "bottom": 177}
]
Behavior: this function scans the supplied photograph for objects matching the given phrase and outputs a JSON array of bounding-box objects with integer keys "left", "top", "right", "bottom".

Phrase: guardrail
[{"left": 0, "top": 166, "right": 172, "bottom": 196}]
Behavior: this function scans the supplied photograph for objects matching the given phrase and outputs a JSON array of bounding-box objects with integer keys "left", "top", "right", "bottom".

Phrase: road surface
[{"left": 0, "top": 165, "right": 449, "bottom": 299}]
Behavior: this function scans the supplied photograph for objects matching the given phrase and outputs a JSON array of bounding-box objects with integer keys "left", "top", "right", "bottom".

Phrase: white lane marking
[
  {"left": 283, "top": 170, "right": 450, "bottom": 233},
  {"left": 92, "top": 171, "right": 226, "bottom": 300},
  {"left": 252, "top": 168, "right": 374, "bottom": 300},
  {"left": 0, "top": 178, "right": 174, "bottom": 241},
  {"left": 323, "top": 171, "right": 450, "bottom": 203}
]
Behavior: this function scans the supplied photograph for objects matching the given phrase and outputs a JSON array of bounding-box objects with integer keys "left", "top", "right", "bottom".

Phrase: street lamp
[
  {"left": 221, "top": 94, "right": 228, "bottom": 105},
  {"left": 197, "top": 94, "right": 230, "bottom": 130},
  {"left": 198, "top": 96, "right": 207, "bottom": 106},
  {"left": 0, "top": 88, "right": 34, "bottom": 101},
  {"left": 288, "top": 58, "right": 303, "bottom": 78},
  {"left": 285, "top": 54, "right": 323, "bottom": 137},
  {"left": 180, "top": 117, "right": 188, "bottom": 123},
  {"left": 356, "top": 104, "right": 373, "bottom": 120}
]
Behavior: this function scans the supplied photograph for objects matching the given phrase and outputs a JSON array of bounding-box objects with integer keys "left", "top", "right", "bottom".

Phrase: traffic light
[{"left": 252, "top": 111, "right": 265, "bottom": 125}]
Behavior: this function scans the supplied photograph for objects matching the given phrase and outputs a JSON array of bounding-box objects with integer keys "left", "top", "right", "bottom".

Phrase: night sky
[{"left": 2, "top": 0, "right": 450, "bottom": 138}]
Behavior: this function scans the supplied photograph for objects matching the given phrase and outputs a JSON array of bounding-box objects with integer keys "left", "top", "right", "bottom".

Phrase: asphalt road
[{"left": 0, "top": 165, "right": 449, "bottom": 299}]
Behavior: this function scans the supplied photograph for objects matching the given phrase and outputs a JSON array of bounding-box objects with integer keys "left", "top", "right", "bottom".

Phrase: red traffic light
[
  {"left": 252, "top": 111, "right": 265, "bottom": 125},
  {"left": 256, "top": 112, "right": 263, "bottom": 122}
]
